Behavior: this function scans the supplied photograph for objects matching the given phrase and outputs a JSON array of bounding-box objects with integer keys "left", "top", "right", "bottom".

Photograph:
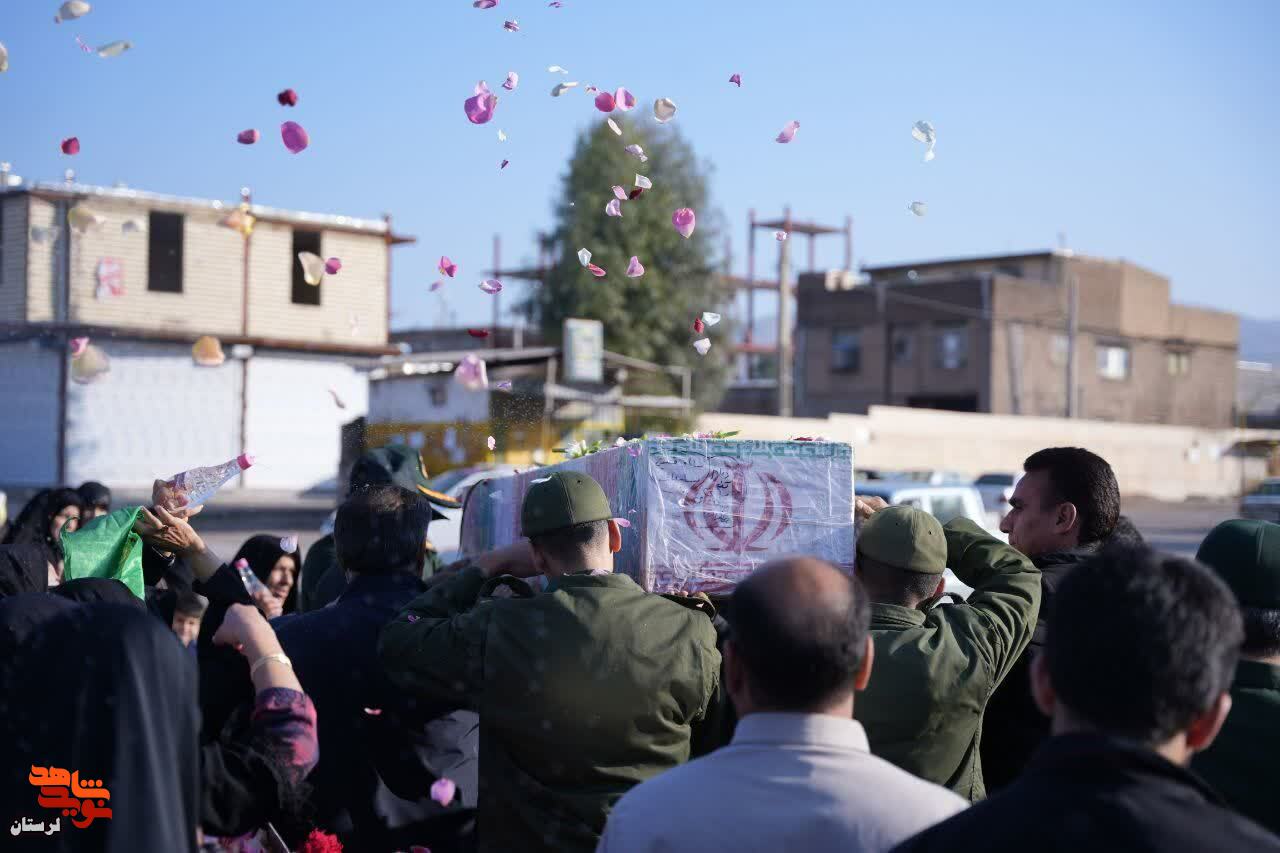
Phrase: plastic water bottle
[
  {"left": 169, "top": 453, "right": 254, "bottom": 509},
  {"left": 235, "top": 558, "right": 268, "bottom": 597}
]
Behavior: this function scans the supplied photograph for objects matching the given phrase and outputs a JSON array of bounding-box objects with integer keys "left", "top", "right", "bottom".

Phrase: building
[
  {"left": 795, "top": 250, "right": 1238, "bottom": 427},
  {"left": 0, "top": 177, "right": 409, "bottom": 491}
]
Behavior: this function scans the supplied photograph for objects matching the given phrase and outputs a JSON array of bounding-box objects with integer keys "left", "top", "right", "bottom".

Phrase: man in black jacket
[
  {"left": 893, "top": 542, "right": 1279, "bottom": 853},
  {"left": 981, "top": 447, "right": 1119, "bottom": 790}
]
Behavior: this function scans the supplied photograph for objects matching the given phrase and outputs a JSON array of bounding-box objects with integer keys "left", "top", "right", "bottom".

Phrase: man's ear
[
  {"left": 1030, "top": 651, "right": 1056, "bottom": 717},
  {"left": 854, "top": 635, "right": 874, "bottom": 691},
  {"left": 724, "top": 639, "right": 747, "bottom": 700},
  {"left": 529, "top": 542, "right": 549, "bottom": 576},
  {"left": 933, "top": 577, "right": 946, "bottom": 599},
  {"left": 1186, "top": 692, "right": 1232, "bottom": 755},
  {"left": 607, "top": 519, "right": 623, "bottom": 554},
  {"left": 1054, "top": 502, "right": 1080, "bottom": 536}
]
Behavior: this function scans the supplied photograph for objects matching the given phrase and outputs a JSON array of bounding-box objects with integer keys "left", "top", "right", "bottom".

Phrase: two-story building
[
  {"left": 0, "top": 179, "right": 410, "bottom": 491},
  {"left": 796, "top": 250, "right": 1238, "bottom": 428}
]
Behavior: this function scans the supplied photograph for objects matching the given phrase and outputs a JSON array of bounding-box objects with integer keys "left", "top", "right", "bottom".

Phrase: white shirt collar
[{"left": 731, "top": 712, "right": 870, "bottom": 752}]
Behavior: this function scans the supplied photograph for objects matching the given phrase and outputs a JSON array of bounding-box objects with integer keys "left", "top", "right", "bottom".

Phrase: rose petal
[
  {"left": 775, "top": 230, "right": 788, "bottom": 241},
  {"left": 587, "top": 264, "right": 607, "bottom": 278},
  {"left": 467, "top": 329, "right": 491, "bottom": 338},
  {"left": 277, "top": 88, "right": 298, "bottom": 107},
  {"left": 439, "top": 256, "right": 458, "bottom": 277},
  {"left": 325, "top": 257, "right": 342, "bottom": 275},
  {"left": 192, "top": 336, "right": 226, "bottom": 367},
  {"left": 95, "top": 40, "right": 131, "bottom": 58},
  {"left": 429, "top": 280, "right": 444, "bottom": 292},
  {"left": 363, "top": 707, "right": 383, "bottom": 715},
  {"left": 605, "top": 185, "right": 625, "bottom": 202},
  {"left": 614, "top": 88, "right": 636, "bottom": 111},
  {"left": 625, "top": 256, "right": 644, "bottom": 277},
  {"left": 328, "top": 387, "right": 347, "bottom": 409},
  {"left": 911, "top": 120, "right": 937, "bottom": 162},
  {"left": 430, "top": 777, "right": 457, "bottom": 807},
  {"left": 624, "top": 144, "right": 647, "bottom": 162},
  {"left": 702, "top": 312, "right": 721, "bottom": 326},
  {"left": 281, "top": 120, "right": 309, "bottom": 153},
  {"left": 61, "top": 137, "right": 80, "bottom": 155},
  {"left": 909, "top": 201, "right": 927, "bottom": 216},
  {"left": 776, "top": 120, "right": 800, "bottom": 143},
  {"left": 503, "top": 71, "right": 518, "bottom": 91},
  {"left": 503, "top": 19, "right": 519, "bottom": 31},
  {"left": 605, "top": 198, "right": 622, "bottom": 217},
  {"left": 551, "top": 81, "right": 578, "bottom": 97},
  {"left": 54, "top": 2, "right": 91, "bottom": 24},
  {"left": 634, "top": 174, "right": 652, "bottom": 189},
  {"left": 693, "top": 338, "right": 711, "bottom": 356},
  {"left": 594, "top": 91, "right": 616, "bottom": 112},
  {"left": 298, "top": 252, "right": 325, "bottom": 286},
  {"left": 69, "top": 336, "right": 89, "bottom": 357},
  {"left": 67, "top": 204, "right": 105, "bottom": 234},
  {"left": 120, "top": 219, "right": 144, "bottom": 235},
  {"left": 280, "top": 535, "right": 299, "bottom": 552},
  {"left": 628, "top": 188, "right": 644, "bottom": 200},
  {"left": 70, "top": 344, "right": 110, "bottom": 384},
  {"left": 614, "top": 517, "right": 632, "bottom": 528},
  {"left": 693, "top": 318, "right": 704, "bottom": 334},
  {"left": 237, "top": 128, "right": 260, "bottom": 145},
  {"left": 479, "top": 279, "right": 503, "bottom": 294},
  {"left": 473, "top": 0, "right": 497, "bottom": 7},
  {"left": 729, "top": 73, "right": 742, "bottom": 87},
  {"left": 627, "top": 444, "right": 640, "bottom": 457},
  {"left": 606, "top": 118, "right": 622, "bottom": 136},
  {"left": 548, "top": 65, "right": 569, "bottom": 74},
  {"left": 671, "top": 208, "right": 696, "bottom": 239},
  {"left": 498, "top": 129, "right": 507, "bottom": 142},
  {"left": 653, "top": 97, "right": 677, "bottom": 123},
  {"left": 577, "top": 248, "right": 592, "bottom": 267},
  {"left": 454, "top": 353, "right": 489, "bottom": 390},
  {"left": 464, "top": 89, "right": 499, "bottom": 124},
  {"left": 549, "top": 1, "right": 563, "bottom": 6},
  {"left": 487, "top": 435, "right": 497, "bottom": 451},
  {"left": 494, "top": 380, "right": 513, "bottom": 392},
  {"left": 500, "top": 159, "right": 509, "bottom": 170},
  {"left": 0, "top": 42, "right": 8, "bottom": 73}
]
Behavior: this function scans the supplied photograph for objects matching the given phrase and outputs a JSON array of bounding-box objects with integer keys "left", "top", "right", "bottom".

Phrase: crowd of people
[{"left": 1, "top": 443, "right": 1278, "bottom": 852}]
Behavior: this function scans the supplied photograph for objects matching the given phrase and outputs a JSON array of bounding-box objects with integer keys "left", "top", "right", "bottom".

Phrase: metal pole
[
  {"left": 807, "top": 234, "right": 816, "bottom": 273},
  {"left": 491, "top": 234, "right": 500, "bottom": 348},
  {"left": 778, "top": 206, "right": 794, "bottom": 417},
  {"left": 746, "top": 209, "right": 756, "bottom": 345},
  {"left": 844, "top": 216, "right": 853, "bottom": 270}
]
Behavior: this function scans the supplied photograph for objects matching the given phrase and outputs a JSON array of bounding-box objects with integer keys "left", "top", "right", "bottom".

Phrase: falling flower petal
[
  {"left": 281, "top": 121, "right": 309, "bottom": 153},
  {"left": 60, "top": 137, "right": 80, "bottom": 155},
  {"left": 627, "top": 444, "right": 641, "bottom": 457},
  {"left": 237, "top": 128, "right": 260, "bottom": 144},
  {"left": 909, "top": 201, "right": 927, "bottom": 216},
  {"left": 634, "top": 174, "right": 652, "bottom": 190},
  {"left": 487, "top": 436, "right": 497, "bottom": 451},
  {"left": 325, "top": 257, "right": 342, "bottom": 275},
  {"left": 628, "top": 188, "right": 644, "bottom": 200},
  {"left": 693, "top": 318, "right": 704, "bottom": 334},
  {"left": 120, "top": 219, "right": 144, "bottom": 235},
  {"left": 298, "top": 252, "right": 325, "bottom": 286},
  {"left": 277, "top": 88, "right": 298, "bottom": 107},
  {"left": 363, "top": 707, "right": 382, "bottom": 715},
  {"left": 671, "top": 208, "right": 696, "bottom": 239},
  {"left": 430, "top": 778, "right": 457, "bottom": 807},
  {"left": 475, "top": 80, "right": 492, "bottom": 95},
  {"left": 69, "top": 337, "right": 89, "bottom": 357},
  {"left": 192, "top": 336, "right": 226, "bottom": 367},
  {"left": 624, "top": 144, "right": 647, "bottom": 162},
  {"left": 479, "top": 279, "right": 503, "bottom": 294},
  {"left": 614, "top": 88, "right": 636, "bottom": 111},
  {"left": 653, "top": 97, "right": 677, "bottom": 123},
  {"left": 502, "top": 71, "right": 518, "bottom": 91},
  {"left": 551, "top": 81, "right": 578, "bottom": 96},
  {"left": 0, "top": 42, "right": 8, "bottom": 73},
  {"left": 503, "top": 19, "right": 519, "bottom": 31},
  {"left": 220, "top": 208, "right": 256, "bottom": 237},
  {"left": 95, "top": 40, "right": 131, "bottom": 58},
  {"left": 577, "top": 248, "right": 592, "bottom": 267},
  {"left": 497, "top": 129, "right": 507, "bottom": 142},
  {"left": 439, "top": 256, "right": 458, "bottom": 277},
  {"left": 593, "top": 91, "right": 616, "bottom": 112},
  {"left": 494, "top": 380, "right": 513, "bottom": 392},
  {"left": 586, "top": 264, "right": 607, "bottom": 277},
  {"left": 473, "top": 0, "right": 497, "bottom": 6},
  {"left": 729, "top": 73, "right": 742, "bottom": 87},
  {"left": 549, "top": 1, "right": 563, "bottom": 6},
  {"left": 911, "top": 120, "right": 936, "bottom": 162},
  {"left": 548, "top": 65, "right": 568, "bottom": 74},
  {"left": 280, "top": 534, "right": 298, "bottom": 553},
  {"left": 776, "top": 120, "right": 800, "bottom": 143},
  {"left": 54, "top": 1, "right": 91, "bottom": 24},
  {"left": 702, "top": 312, "right": 721, "bottom": 326},
  {"left": 611, "top": 186, "right": 627, "bottom": 201},
  {"left": 454, "top": 353, "right": 489, "bottom": 389},
  {"left": 31, "top": 226, "right": 61, "bottom": 244},
  {"left": 71, "top": 344, "right": 109, "bottom": 384},
  {"left": 328, "top": 387, "right": 347, "bottom": 409},
  {"left": 605, "top": 198, "right": 622, "bottom": 217},
  {"left": 775, "top": 230, "right": 788, "bottom": 241},
  {"left": 693, "top": 338, "right": 711, "bottom": 356},
  {"left": 429, "top": 280, "right": 444, "bottom": 292},
  {"left": 625, "top": 256, "right": 644, "bottom": 277},
  {"left": 464, "top": 87, "right": 499, "bottom": 124},
  {"left": 67, "top": 204, "right": 104, "bottom": 234},
  {"left": 606, "top": 118, "right": 622, "bottom": 136},
  {"left": 467, "top": 329, "right": 491, "bottom": 338},
  {"left": 500, "top": 159, "right": 509, "bottom": 169},
  {"left": 615, "top": 517, "right": 632, "bottom": 528}
]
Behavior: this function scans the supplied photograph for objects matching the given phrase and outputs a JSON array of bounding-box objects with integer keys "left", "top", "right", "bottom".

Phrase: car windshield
[
  {"left": 929, "top": 494, "right": 969, "bottom": 524},
  {"left": 975, "top": 474, "right": 1014, "bottom": 486},
  {"left": 425, "top": 468, "right": 476, "bottom": 496}
]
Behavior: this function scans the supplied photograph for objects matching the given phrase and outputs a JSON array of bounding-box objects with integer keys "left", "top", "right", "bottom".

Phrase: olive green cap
[
  {"left": 521, "top": 471, "right": 613, "bottom": 538},
  {"left": 1195, "top": 519, "right": 1280, "bottom": 609},
  {"left": 351, "top": 445, "right": 462, "bottom": 517},
  {"left": 858, "top": 505, "right": 947, "bottom": 574}
]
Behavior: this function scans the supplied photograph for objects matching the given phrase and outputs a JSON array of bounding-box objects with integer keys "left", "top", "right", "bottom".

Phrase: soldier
[
  {"left": 379, "top": 471, "right": 721, "bottom": 853},
  {"left": 853, "top": 500, "right": 1040, "bottom": 801}
]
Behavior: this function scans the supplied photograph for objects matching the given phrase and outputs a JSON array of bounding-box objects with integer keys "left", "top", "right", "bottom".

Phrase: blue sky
[{"left": 3, "top": 0, "right": 1277, "bottom": 333}]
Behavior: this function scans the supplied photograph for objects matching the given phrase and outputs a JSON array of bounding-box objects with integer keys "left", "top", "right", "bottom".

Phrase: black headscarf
[
  {"left": 0, "top": 604, "right": 200, "bottom": 852},
  {"left": 232, "top": 534, "right": 303, "bottom": 614},
  {"left": 0, "top": 543, "right": 49, "bottom": 599},
  {"left": 0, "top": 592, "right": 75, "bottom": 708},
  {"left": 51, "top": 578, "right": 144, "bottom": 608},
  {"left": 1, "top": 488, "right": 84, "bottom": 569},
  {"left": 77, "top": 481, "right": 112, "bottom": 513}
]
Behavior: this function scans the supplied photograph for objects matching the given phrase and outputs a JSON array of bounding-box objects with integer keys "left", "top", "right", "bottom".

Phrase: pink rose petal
[
  {"left": 464, "top": 87, "right": 499, "bottom": 124},
  {"left": 604, "top": 198, "right": 622, "bottom": 217},
  {"left": 502, "top": 71, "right": 518, "bottom": 91},
  {"left": 280, "top": 121, "right": 309, "bottom": 154},
  {"left": 69, "top": 336, "right": 89, "bottom": 357},
  {"left": 236, "top": 129, "right": 260, "bottom": 145},
  {"left": 693, "top": 338, "right": 711, "bottom": 355},
  {"left": 479, "top": 279, "right": 503, "bottom": 294},
  {"left": 487, "top": 435, "right": 497, "bottom": 451},
  {"left": 594, "top": 91, "right": 616, "bottom": 112},
  {"left": 614, "top": 87, "right": 636, "bottom": 111},
  {"left": 61, "top": 137, "right": 80, "bottom": 155},
  {"left": 277, "top": 88, "right": 299, "bottom": 107},
  {"left": 614, "top": 517, "right": 632, "bottom": 528},
  {"left": 363, "top": 707, "right": 383, "bottom": 716},
  {"left": 503, "top": 19, "right": 519, "bottom": 31},
  {"left": 439, "top": 256, "right": 458, "bottom": 278},
  {"left": 549, "top": 1, "right": 563, "bottom": 5},
  {"left": 672, "top": 208, "right": 696, "bottom": 239},
  {"left": 500, "top": 159, "right": 509, "bottom": 170},
  {"left": 467, "top": 328, "right": 490, "bottom": 338},
  {"left": 624, "top": 144, "right": 647, "bottom": 162},
  {"left": 325, "top": 257, "right": 342, "bottom": 275},
  {"left": 625, "top": 256, "right": 644, "bottom": 277},
  {"left": 431, "top": 777, "right": 457, "bottom": 807},
  {"left": 775, "top": 231, "right": 788, "bottom": 241},
  {"left": 494, "top": 380, "right": 513, "bottom": 391},
  {"left": 776, "top": 120, "right": 800, "bottom": 143},
  {"left": 429, "top": 281, "right": 444, "bottom": 292},
  {"left": 627, "top": 444, "right": 641, "bottom": 457},
  {"left": 729, "top": 73, "right": 742, "bottom": 87},
  {"left": 473, "top": 0, "right": 497, "bottom": 6},
  {"left": 587, "top": 263, "right": 607, "bottom": 278},
  {"left": 611, "top": 186, "right": 627, "bottom": 200},
  {"left": 693, "top": 318, "right": 704, "bottom": 334}
]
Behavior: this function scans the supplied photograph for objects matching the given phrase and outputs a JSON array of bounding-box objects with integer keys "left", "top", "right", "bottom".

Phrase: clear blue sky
[{"left": 3, "top": 0, "right": 1277, "bottom": 333}]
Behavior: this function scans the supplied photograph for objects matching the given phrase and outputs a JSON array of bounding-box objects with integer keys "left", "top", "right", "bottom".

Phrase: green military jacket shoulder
[
  {"left": 378, "top": 566, "right": 721, "bottom": 853},
  {"left": 854, "top": 518, "right": 1041, "bottom": 801},
  {"left": 1192, "top": 659, "right": 1280, "bottom": 834}
]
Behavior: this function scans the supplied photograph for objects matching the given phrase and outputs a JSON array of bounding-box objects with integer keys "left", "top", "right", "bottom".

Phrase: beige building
[
  {"left": 0, "top": 178, "right": 410, "bottom": 489},
  {"left": 796, "top": 251, "right": 1238, "bottom": 428}
]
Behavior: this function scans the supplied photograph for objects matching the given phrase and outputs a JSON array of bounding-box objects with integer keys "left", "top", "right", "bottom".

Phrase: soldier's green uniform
[
  {"left": 379, "top": 471, "right": 721, "bottom": 853},
  {"left": 853, "top": 509, "right": 1041, "bottom": 802},
  {"left": 1192, "top": 519, "right": 1280, "bottom": 835},
  {"left": 298, "top": 445, "right": 459, "bottom": 611}
]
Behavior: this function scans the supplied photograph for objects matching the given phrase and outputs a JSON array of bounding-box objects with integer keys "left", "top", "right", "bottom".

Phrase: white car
[
  {"left": 1240, "top": 478, "right": 1280, "bottom": 523},
  {"left": 973, "top": 472, "right": 1023, "bottom": 521},
  {"left": 426, "top": 464, "right": 522, "bottom": 561},
  {"left": 856, "top": 479, "right": 1006, "bottom": 599}
]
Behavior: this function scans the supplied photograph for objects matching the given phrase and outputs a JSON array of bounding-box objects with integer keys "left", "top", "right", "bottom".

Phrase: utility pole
[{"left": 777, "top": 207, "right": 794, "bottom": 417}]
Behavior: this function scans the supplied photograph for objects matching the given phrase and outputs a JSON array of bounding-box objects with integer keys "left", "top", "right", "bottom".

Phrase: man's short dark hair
[
  {"left": 729, "top": 560, "right": 871, "bottom": 711},
  {"left": 1242, "top": 607, "right": 1280, "bottom": 657},
  {"left": 1024, "top": 447, "right": 1120, "bottom": 545},
  {"left": 77, "top": 481, "right": 111, "bottom": 510},
  {"left": 1107, "top": 515, "right": 1145, "bottom": 547},
  {"left": 856, "top": 549, "right": 941, "bottom": 603},
  {"left": 174, "top": 590, "right": 207, "bottom": 618},
  {"left": 1047, "top": 542, "right": 1243, "bottom": 744},
  {"left": 529, "top": 519, "right": 609, "bottom": 566},
  {"left": 334, "top": 485, "right": 431, "bottom": 575}
]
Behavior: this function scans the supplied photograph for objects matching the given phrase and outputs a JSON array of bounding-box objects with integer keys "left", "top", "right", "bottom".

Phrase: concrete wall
[
  {"left": 0, "top": 195, "right": 28, "bottom": 324},
  {"left": 0, "top": 340, "right": 60, "bottom": 485},
  {"left": 698, "top": 405, "right": 1275, "bottom": 501}
]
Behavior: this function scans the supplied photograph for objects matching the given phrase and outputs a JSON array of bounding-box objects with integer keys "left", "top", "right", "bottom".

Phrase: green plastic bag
[{"left": 61, "top": 506, "right": 145, "bottom": 599}]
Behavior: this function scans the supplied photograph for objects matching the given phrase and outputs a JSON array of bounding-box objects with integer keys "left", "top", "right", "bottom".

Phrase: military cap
[
  {"left": 351, "top": 445, "right": 461, "bottom": 519},
  {"left": 858, "top": 505, "right": 947, "bottom": 574},
  {"left": 1195, "top": 518, "right": 1280, "bottom": 609},
  {"left": 521, "top": 471, "right": 613, "bottom": 538}
]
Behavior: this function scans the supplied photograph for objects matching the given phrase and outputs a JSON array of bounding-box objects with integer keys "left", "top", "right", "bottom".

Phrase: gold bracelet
[{"left": 249, "top": 652, "right": 292, "bottom": 677}]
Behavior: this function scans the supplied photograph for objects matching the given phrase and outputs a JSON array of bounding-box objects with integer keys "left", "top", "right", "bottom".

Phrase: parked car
[
  {"left": 973, "top": 472, "right": 1022, "bottom": 521},
  {"left": 890, "top": 469, "right": 972, "bottom": 486},
  {"left": 426, "top": 464, "right": 522, "bottom": 561},
  {"left": 1240, "top": 478, "right": 1280, "bottom": 523},
  {"left": 856, "top": 479, "right": 1006, "bottom": 599}
]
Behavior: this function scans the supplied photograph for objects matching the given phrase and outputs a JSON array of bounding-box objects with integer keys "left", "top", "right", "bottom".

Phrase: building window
[
  {"left": 1051, "top": 334, "right": 1069, "bottom": 367},
  {"left": 831, "top": 329, "right": 861, "bottom": 373},
  {"left": 147, "top": 212, "right": 184, "bottom": 293},
  {"left": 1097, "top": 344, "right": 1131, "bottom": 381},
  {"left": 1167, "top": 350, "right": 1191, "bottom": 377},
  {"left": 892, "top": 327, "right": 915, "bottom": 365},
  {"left": 291, "top": 230, "right": 322, "bottom": 306},
  {"left": 935, "top": 324, "right": 968, "bottom": 370}
]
